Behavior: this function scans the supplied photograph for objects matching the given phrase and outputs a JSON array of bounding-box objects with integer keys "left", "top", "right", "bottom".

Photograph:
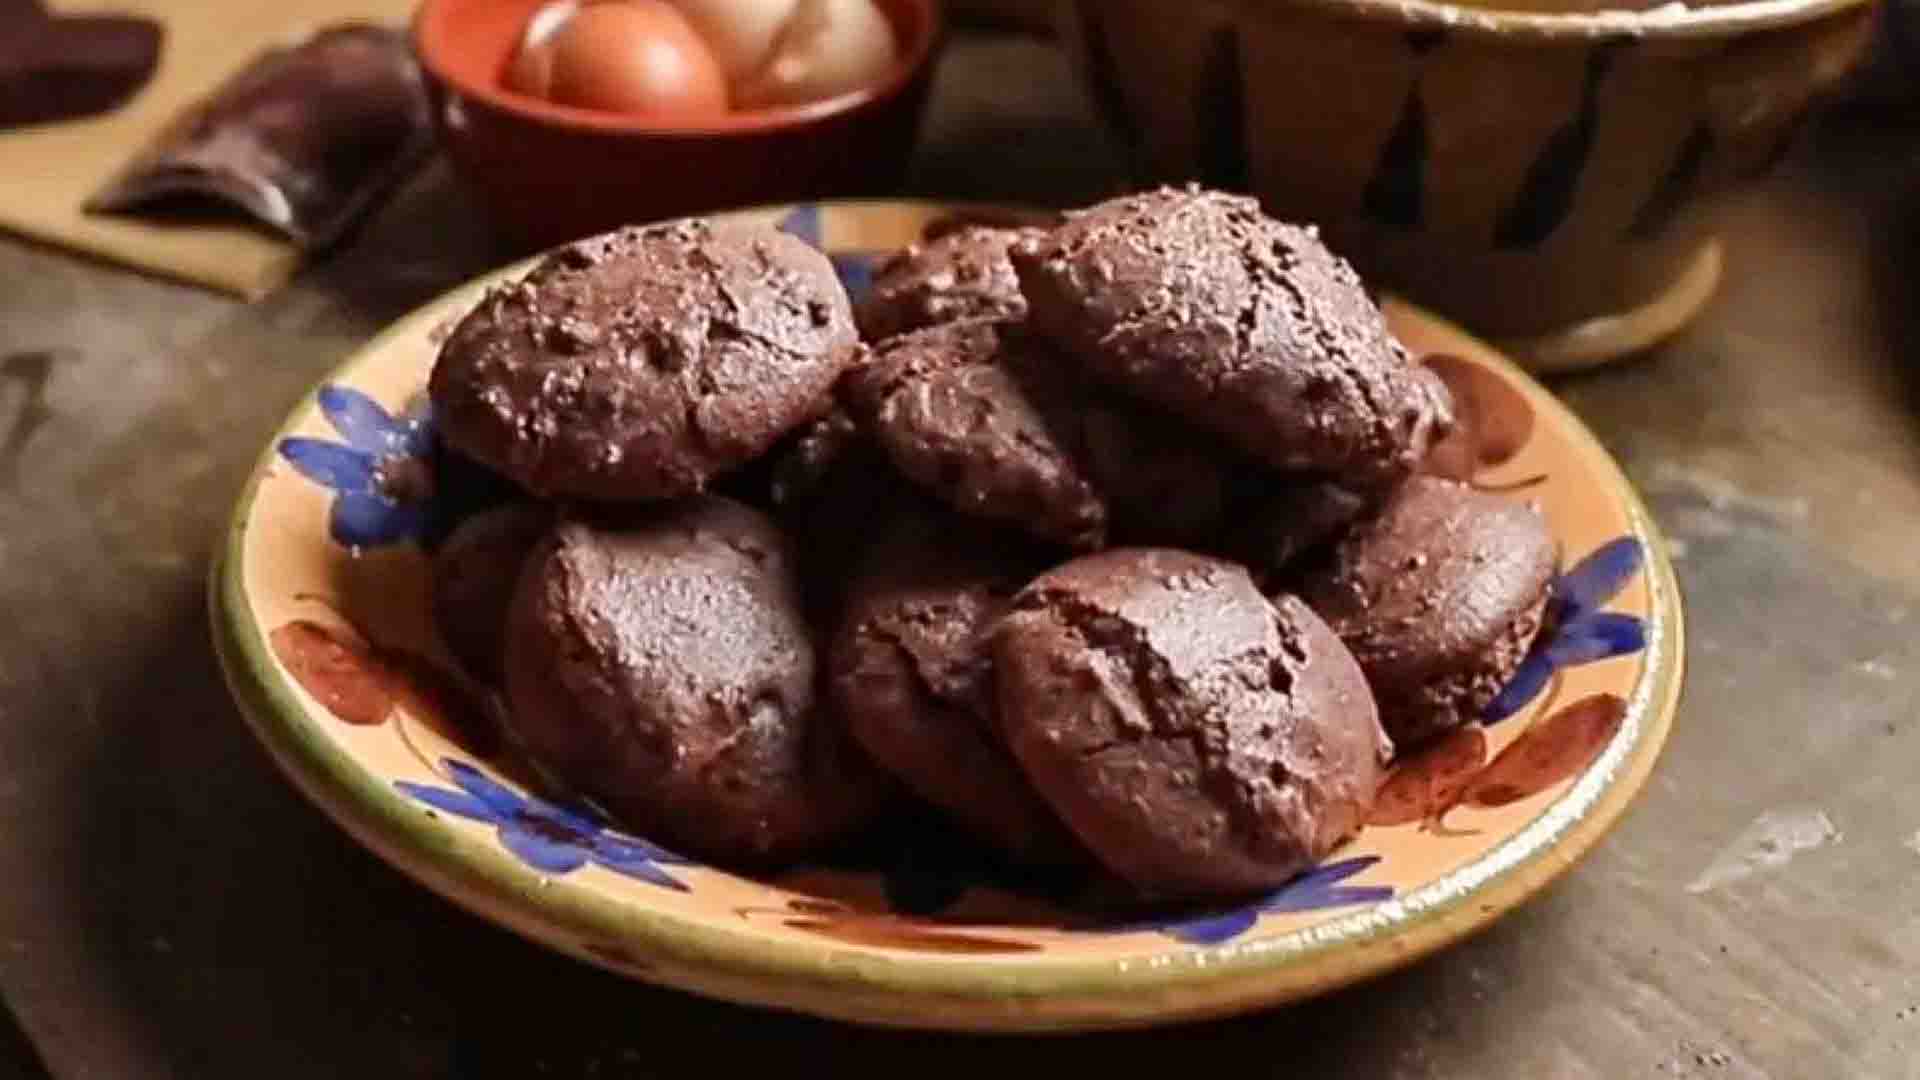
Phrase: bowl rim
[
  {"left": 1224, "top": 0, "right": 1871, "bottom": 41},
  {"left": 211, "top": 199, "right": 1687, "bottom": 1030},
  {"left": 411, "top": 0, "right": 943, "bottom": 136}
]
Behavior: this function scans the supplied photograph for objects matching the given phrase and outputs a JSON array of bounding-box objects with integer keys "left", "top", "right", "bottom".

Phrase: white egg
[
  {"left": 665, "top": 0, "right": 800, "bottom": 82},
  {"left": 734, "top": 0, "right": 897, "bottom": 109}
]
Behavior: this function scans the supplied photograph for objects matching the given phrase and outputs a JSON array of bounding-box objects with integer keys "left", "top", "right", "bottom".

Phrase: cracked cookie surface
[
  {"left": 992, "top": 548, "right": 1389, "bottom": 899},
  {"left": 430, "top": 219, "right": 857, "bottom": 501},
  {"left": 503, "top": 495, "right": 888, "bottom": 865},
  {"left": 855, "top": 225, "right": 1044, "bottom": 341},
  {"left": 1011, "top": 186, "right": 1452, "bottom": 483},
  {"left": 846, "top": 318, "right": 1109, "bottom": 549},
  {"left": 828, "top": 510, "right": 1083, "bottom": 866}
]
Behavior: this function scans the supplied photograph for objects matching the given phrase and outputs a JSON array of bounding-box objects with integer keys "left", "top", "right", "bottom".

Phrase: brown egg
[
  {"left": 503, "top": 0, "right": 579, "bottom": 98},
  {"left": 545, "top": 1, "right": 729, "bottom": 117}
]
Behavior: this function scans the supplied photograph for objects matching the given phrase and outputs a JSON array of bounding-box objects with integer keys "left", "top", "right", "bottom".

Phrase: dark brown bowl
[{"left": 412, "top": 0, "right": 941, "bottom": 250}]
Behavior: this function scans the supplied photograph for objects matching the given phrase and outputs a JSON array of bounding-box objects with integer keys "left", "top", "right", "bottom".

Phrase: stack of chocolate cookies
[{"left": 424, "top": 187, "right": 1556, "bottom": 903}]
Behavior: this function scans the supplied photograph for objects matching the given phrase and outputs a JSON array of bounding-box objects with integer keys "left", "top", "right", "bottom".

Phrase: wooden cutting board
[{"left": 0, "top": 0, "right": 418, "bottom": 299}]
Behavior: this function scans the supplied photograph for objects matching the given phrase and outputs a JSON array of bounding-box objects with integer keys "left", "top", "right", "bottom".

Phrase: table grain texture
[{"left": 4, "top": 29, "right": 1920, "bottom": 1080}]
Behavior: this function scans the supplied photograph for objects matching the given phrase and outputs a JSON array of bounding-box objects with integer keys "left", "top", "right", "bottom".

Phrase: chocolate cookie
[
  {"left": 767, "top": 422, "right": 920, "bottom": 628},
  {"left": 1077, "top": 400, "right": 1238, "bottom": 549},
  {"left": 430, "top": 219, "right": 858, "bottom": 502},
  {"left": 430, "top": 502, "right": 551, "bottom": 683},
  {"left": 828, "top": 512, "right": 1081, "bottom": 865},
  {"left": 993, "top": 549, "right": 1389, "bottom": 899},
  {"left": 1230, "top": 479, "right": 1376, "bottom": 586},
  {"left": 503, "top": 496, "right": 888, "bottom": 865},
  {"left": 1011, "top": 186, "right": 1452, "bottom": 483},
  {"left": 1297, "top": 476, "right": 1555, "bottom": 748},
  {"left": 712, "top": 404, "right": 859, "bottom": 512},
  {"left": 855, "top": 225, "right": 1044, "bottom": 341},
  {"left": 768, "top": 406, "right": 863, "bottom": 509},
  {"left": 845, "top": 319, "right": 1108, "bottom": 549},
  {"left": 846, "top": 318, "right": 1238, "bottom": 550}
]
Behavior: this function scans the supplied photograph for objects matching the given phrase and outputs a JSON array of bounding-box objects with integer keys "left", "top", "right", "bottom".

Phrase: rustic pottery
[
  {"left": 213, "top": 201, "right": 1684, "bottom": 1031},
  {"left": 1055, "top": 0, "right": 1875, "bottom": 370},
  {"left": 410, "top": 0, "right": 940, "bottom": 250}
]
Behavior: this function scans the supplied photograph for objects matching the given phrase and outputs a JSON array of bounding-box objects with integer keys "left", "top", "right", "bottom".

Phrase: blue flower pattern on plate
[
  {"left": 397, "top": 759, "right": 692, "bottom": 890},
  {"left": 278, "top": 386, "right": 437, "bottom": 549},
  {"left": 1124, "top": 857, "right": 1395, "bottom": 946},
  {"left": 1485, "top": 536, "right": 1647, "bottom": 723}
]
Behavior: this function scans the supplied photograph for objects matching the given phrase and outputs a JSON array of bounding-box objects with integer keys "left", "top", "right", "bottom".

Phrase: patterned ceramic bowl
[
  {"left": 212, "top": 201, "right": 1684, "bottom": 1032},
  {"left": 1055, "top": 0, "right": 1874, "bottom": 370}
]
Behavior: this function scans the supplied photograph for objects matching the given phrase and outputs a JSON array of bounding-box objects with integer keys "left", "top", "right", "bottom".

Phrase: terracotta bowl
[
  {"left": 212, "top": 200, "right": 1684, "bottom": 1031},
  {"left": 411, "top": 0, "right": 941, "bottom": 250},
  {"left": 1055, "top": 0, "right": 1875, "bottom": 370}
]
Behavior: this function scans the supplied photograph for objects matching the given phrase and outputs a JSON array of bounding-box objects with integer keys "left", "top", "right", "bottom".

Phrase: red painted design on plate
[
  {"left": 1462, "top": 693, "right": 1627, "bottom": 809},
  {"left": 270, "top": 620, "right": 393, "bottom": 726},
  {"left": 270, "top": 617, "right": 502, "bottom": 763},
  {"left": 1369, "top": 692, "right": 1627, "bottom": 831},
  {"left": 1369, "top": 725, "right": 1488, "bottom": 829}
]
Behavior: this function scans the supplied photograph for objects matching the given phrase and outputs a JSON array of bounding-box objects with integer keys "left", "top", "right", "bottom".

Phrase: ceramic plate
[{"left": 212, "top": 200, "right": 1684, "bottom": 1032}]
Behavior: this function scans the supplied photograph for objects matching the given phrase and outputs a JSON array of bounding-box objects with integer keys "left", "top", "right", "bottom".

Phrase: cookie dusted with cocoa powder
[
  {"left": 993, "top": 549, "right": 1389, "bottom": 899},
  {"left": 846, "top": 318, "right": 1242, "bottom": 550},
  {"left": 855, "top": 225, "right": 1045, "bottom": 341},
  {"left": 430, "top": 219, "right": 858, "bottom": 502},
  {"left": 1011, "top": 186, "right": 1452, "bottom": 483},
  {"left": 503, "top": 496, "right": 888, "bottom": 866},
  {"left": 845, "top": 318, "right": 1109, "bottom": 549},
  {"left": 1297, "top": 476, "right": 1555, "bottom": 748},
  {"left": 828, "top": 511, "right": 1084, "bottom": 866}
]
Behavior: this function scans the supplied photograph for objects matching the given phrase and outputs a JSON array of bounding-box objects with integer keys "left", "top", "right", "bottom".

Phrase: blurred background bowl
[
  {"left": 413, "top": 0, "right": 941, "bottom": 251},
  {"left": 1056, "top": 0, "right": 1875, "bottom": 370}
]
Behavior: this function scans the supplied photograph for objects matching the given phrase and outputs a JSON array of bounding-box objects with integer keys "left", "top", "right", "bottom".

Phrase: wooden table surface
[{"left": 5, "top": 28, "right": 1920, "bottom": 1080}]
